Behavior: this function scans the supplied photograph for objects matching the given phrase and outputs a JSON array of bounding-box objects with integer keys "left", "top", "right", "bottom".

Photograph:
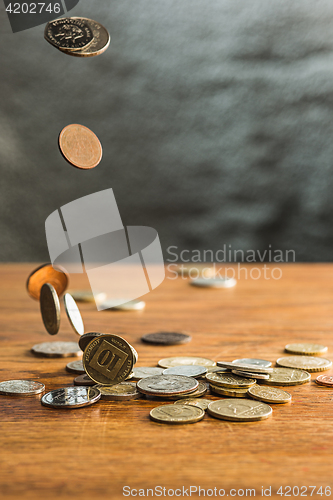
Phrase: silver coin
[
  {"left": 137, "top": 375, "right": 199, "bottom": 396},
  {"left": 163, "top": 365, "right": 208, "bottom": 378},
  {"left": 0, "top": 380, "right": 45, "bottom": 396},
  {"left": 217, "top": 361, "right": 272, "bottom": 374},
  {"left": 94, "top": 382, "right": 141, "bottom": 401},
  {"left": 233, "top": 358, "right": 272, "bottom": 368},
  {"left": 31, "top": 341, "right": 82, "bottom": 358},
  {"left": 232, "top": 370, "right": 270, "bottom": 380},
  {"left": 132, "top": 367, "right": 164, "bottom": 381},
  {"left": 100, "top": 299, "right": 146, "bottom": 311},
  {"left": 41, "top": 386, "right": 101, "bottom": 409},
  {"left": 66, "top": 360, "right": 85, "bottom": 375},
  {"left": 190, "top": 277, "right": 237, "bottom": 288},
  {"left": 64, "top": 293, "right": 84, "bottom": 336}
]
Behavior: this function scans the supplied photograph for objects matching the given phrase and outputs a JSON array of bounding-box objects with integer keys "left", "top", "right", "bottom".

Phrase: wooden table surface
[{"left": 1, "top": 263, "right": 333, "bottom": 500}]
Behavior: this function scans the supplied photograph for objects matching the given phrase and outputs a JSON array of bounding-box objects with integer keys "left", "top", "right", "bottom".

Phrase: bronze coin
[
  {"left": 79, "top": 332, "right": 104, "bottom": 352},
  {"left": 73, "top": 374, "right": 96, "bottom": 386},
  {"left": 315, "top": 374, "right": 333, "bottom": 387},
  {"left": 26, "top": 263, "right": 69, "bottom": 301},
  {"left": 59, "top": 124, "right": 102, "bottom": 170},
  {"left": 40, "top": 283, "right": 60, "bottom": 336},
  {"left": 141, "top": 332, "right": 192, "bottom": 345},
  {"left": 44, "top": 18, "right": 94, "bottom": 51}
]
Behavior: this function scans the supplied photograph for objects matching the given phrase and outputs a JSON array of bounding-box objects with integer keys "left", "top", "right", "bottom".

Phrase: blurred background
[{"left": 1, "top": 0, "right": 333, "bottom": 262}]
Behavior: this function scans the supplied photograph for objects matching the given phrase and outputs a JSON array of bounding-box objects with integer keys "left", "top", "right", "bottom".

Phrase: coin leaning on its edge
[
  {"left": 150, "top": 404, "right": 205, "bottom": 424},
  {"left": 207, "top": 399, "right": 272, "bottom": 422},
  {"left": 40, "top": 283, "right": 60, "bottom": 335},
  {"left": 58, "top": 18, "right": 110, "bottom": 57},
  {"left": 0, "top": 380, "right": 45, "bottom": 396}
]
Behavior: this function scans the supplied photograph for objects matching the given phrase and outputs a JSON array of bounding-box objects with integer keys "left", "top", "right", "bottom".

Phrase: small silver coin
[
  {"left": 190, "top": 277, "right": 237, "bottom": 288},
  {"left": 0, "top": 380, "right": 45, "bottom": 396},
  {"left": 101, "top": 299, "right": 146, "bottom": 311},
  {"left": 66, "top": 360, "right": 85, "bottom": 375},
  {"left": 163, "top": 365, "right": 207, "bottom": 378},
  {"left": 217, "top": 361, "right": 272, "bottom": 374},
  {"left": 41, "top": 386, "right": 101, "bottom": 409},
  {"left": 31, "top": 341, "right": 82, "bottom": 358},
  {"left": 137, "top": 375, "right": 199, "bottom": 396},
  {"left": 132, "top": 367, "right": 164, "bottom": 381},
  {"left": 63, "top": 293, "right": 84, "bottom": 336},
  {"left": 233, "top": 358, "right": 272, "bottom": 368},
  {"left": 232, "top": 370, "right": 270, "bottom": 380}
]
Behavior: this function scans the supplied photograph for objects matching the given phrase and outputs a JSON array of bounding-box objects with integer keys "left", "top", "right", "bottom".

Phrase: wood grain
[{"left": 0, "top": 263, "right": 333, "bottom": 500}]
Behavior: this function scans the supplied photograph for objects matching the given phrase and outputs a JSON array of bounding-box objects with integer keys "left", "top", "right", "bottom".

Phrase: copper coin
[
  {"left": 73, "top": 374, "right": 96, "bottom": 386},
  {"left": 315, "top": 374, "right": 333, "bottom": 387},
  {"left": 40, "top": 283, "right": 60, "bottom": 336},
  {"left": 26, "top": 263, "right": 69, "bottom": 301},
  {"left": 59, "top": 124, "right": 102, "bottom": 170},
  {"left": 141, "top": 332, "right": 191, "bottom": 345}
]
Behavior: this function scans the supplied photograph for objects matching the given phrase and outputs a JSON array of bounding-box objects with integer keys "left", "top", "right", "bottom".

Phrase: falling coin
[
  {"left": 64, "top": 293, "right": 84, "bottom": 336},
  {"left": 206, "top": 372, "right": 256, "bottom": 388},
  {"left": 163, "top": 366, "right": 207, "bottom": 378},
  {"left": 44, "top": 18, "right": 94, "bottom": 51},
  {"left": 0, "top": 380, "right": 45, "bottom": 396},
  {"left": 233, "top": 358, "right": 272, "bottom": 368},
  {"left": 276, "top": 356, "right": 332, "bottom": 373},
  {"left": 59, "top": 124, "right": 102, "bottom": 170},
  {"left": 284, "top": 343, "right": 328, "bottom": 356},
  {"left": 73, "top": 374, "right": 96, "bottom": 386},
  {"left": 209, "top": 385, "right": 249, "bottom": 398},
  {"left": 58, "top": 18, "right": 110, "bottom": 58},
  {"left": 158, "top": 356, "right": 215, "bottom": 369},
  {"left": 174, "top": 399, "right": 212, "bottom": 410},
  {"left": 94, "top": 382, "right": 141, "bottom": 401},
  {"left": 31, "top": 341, "right": 82, "bottom": 358},
  {"left": 247, "top": 385, "right": 291, "bottom": 404},
  {"left": 190, "top": 277, "right": 236, "bottom": 288},
  {"left": 137, "top": 375, "right": 199, "bottom": 397},
  {"left": 41, "top": 386, "right": 101, "bottom": 409},
  {"left": 150, "top": 404, "right": 205, "bottom": 424},
  {"left": 142, "top": 332, "right": 191, "bottom": 345},
  {"left": 315, "top": 375, "right": 333, "bottom": 387},
  {"left": 40, "top": 283, "right": 60, "bottom": 336},
  {"left": 101, "top": 299, "right": 146, "bottom": 311},
  {"left": 132, "top": 367, "right": 164, "bottom": 381},
  {"left": 261, "top": 367, "right": 311, "bottom": 386},
  {"left": 66, "top": 360, "right": 85, "bottom": 375},
  {"left": 207, "top": 399, "right": 272, "bottom": 422},
  {"left": 27, "top": 263, "right": 68, "bottom": 301},
  {"left": 232, "top": 370, "right": 269, "bottom": 380}
]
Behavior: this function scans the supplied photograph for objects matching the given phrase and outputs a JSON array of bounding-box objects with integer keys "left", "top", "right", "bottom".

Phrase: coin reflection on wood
[{"left": 59, "top": 124, "right": 102, "bottom": 170}]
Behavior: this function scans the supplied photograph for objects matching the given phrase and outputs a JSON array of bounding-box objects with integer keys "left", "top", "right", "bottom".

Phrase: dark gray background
[{"left": 1, "top": 0, "right": 333, "bottom": 262}]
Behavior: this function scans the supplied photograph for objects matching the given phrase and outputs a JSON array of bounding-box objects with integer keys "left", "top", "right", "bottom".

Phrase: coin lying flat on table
[
  {"left": 217, "top": 361, "right": 272, "bottom": 374},
  {"left": 276, "top": 356, "right": 332, "bottom": 372},
  {"left": 285, "top": 343, "right": 328, "bottom": 356},
  {"left": 79, "top": 332, "right": 103, "bottom": 352},
  {"left": 261, "top": 367, "right": 311, "bottom": 386},
  {"left": 315, "top": 375, "right": 333, "bottom": 387},
  {"left": 64, "top": 293, "right": 84, "bottom": 336},
  {"left": 190, "top": 277, "right": 237, "bottom": 288},
  {"left": 137, "top": 375, "right": 198, "bottom": 397},
  {"left": 247, "top": 385, "right": 291, "bottom": 404},
  {"left": 94, "top": 382, "right": 141, "bottom": 401},
  {"left": 142, "top": 332, "right": 191, "bottom": 345},
  {"left": 40, "top": 284, "right": 60, "bottom": 336},
  {"left": 233, "top": 358, "right": 272, "bottom": 368},
  {"left": 174, "top": 398, "right": 212, "bottom": 410},
  {"left": 83, "top": 334, "right": 134, "bottom": 385},
  {"left": 158, "top": 356, "right": 215, "bottom": 368},
  {"left": 0, "top": 380, "right": 45, "bottom": 396},
  {"left": 59, "top": 124, "right": 102, "bottom": 170},
  {"left": 66, "top": 360, "right": 85, "bottom": 375},
  {"left": 41, "top": 386, "right": 101, "bottom": 409},
  {"left": 44, "top": 18, "right": 94, "bottom": 51},
  {"left": 132, "top": 367, "right": 164, "bottom": 381},
  {"left": 26, "top": 263, "right": 69, "bottom": 300},
  {"left": 209, "top": 385, "right": 249, "bottom": 398},
  {"left": 58, "top": 18, "right": 110, "bottom": 58},
  {"left": 164, "top": 380, "right": 208, "bottom": 400},
  {"left": 101, "top": 299, "right": 146, "bottom": 311},
  {"left": 232, "top": 370, "right": 269, "bottom": 380},
  {"left": 163, "top": 365, "right": 207, "bottom": 378},
  {"left": 208, "top": 399, "right": 272, "bottom": 422},
  {"left": 73, "top": 374, "right": 96, "bottom": 386},
  {"left": 206, "top": 372, "right": 256, "bottom": 388},
  {"left": 31, "top": 341, "right": 82, "bottom": 358},
  {"left": 69, "top": 290, "right": 106, "bottom": 304},
  {"left": 150, "top": 404, "right": 205, "bottom": 424}
]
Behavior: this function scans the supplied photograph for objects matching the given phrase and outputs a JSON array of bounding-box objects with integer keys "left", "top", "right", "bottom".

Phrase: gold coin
[
  {"left": 276, "top": 356, "right": 332, "bottom": 373},
  {"left": 285, "top": 343, "right": 328, "bottom": 356},
  {"left": 174, "top": 399, "right": 212, "bottom": 410},
  {"left": 40, "top": 283, "right": 60, "bottom": 336},
  {"left": 94, "top": 382, "right": 141, "bottom": 401},
  {"left": 209, "top": 385, "right": 249, "bottom": 398},
  {"left": 248, "top": 385, "right": 291, "bottom": 404},
  {"left": 208, "top": 399, "right": 272, "bottom": 422},
  {"left": 206, "top": 372, "right": 256, "bottom": 388},
  {"left": 261, "top": 367, "right": 310, "bottom": 386},
  {"left": 58, "top": 18, "right": 110, "bottom": 58},
  {"left": 150, "top": 404, "right": 205, "bottom": 424},
  {"left": 83, "top": 334, "right": 134, "bottom": 385},
  {"left": 158, "top": 356, "right": 215, "bottom": 369},
  {"left": 163, "top": 381, "right": 208, "bottom": 400}
]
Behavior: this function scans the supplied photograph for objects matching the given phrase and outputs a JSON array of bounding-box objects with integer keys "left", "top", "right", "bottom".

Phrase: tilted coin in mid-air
[
  {"left": 158, "top": 356, "right": 215, "bottom": 369},
  {"left": 207, "top": 399, "right": 272, "bottom": 422},
  {"left": 284, "top": 343, "right": 328, "bottom": 356},
  {"left": 0, "top": 380, "right": 45, "bottom": 396},
  {"left": 261, "top": 367, "right": 311, "bottom": 386},
  {"left": 58, "top": 18, "right": 110, "bottom": 58},
  {"left": 41, "top": 386, "right": 101, "bottom": 409},
  {"left": 26, "top": 263, "right": 69, "bottom": 300},
  {"left": 44, "top": 18, "right": 94, "bottom": 51},
  {"left": 137, "top": 375, "right": 199, "bottom": 397},
  {"left": 31, "top": 341, "right": 82, "bottom": 358},
  {"left": 150, "top": 404, "right": 205, "bottom": 424},
  {"left": 276, "top": 356, "right": 332, "bottom": 373},
  {"left": 40, "top": 283, "right": 60, "bottom": 336},
  {"left": 59, "top": 124, "right": 102, "bottom": 170},
  {"left": 64, "top": 293, "right": 84, "bottom": 336},
  {"left": 247, "top": 385, "right": 291, "bottom": 404}
]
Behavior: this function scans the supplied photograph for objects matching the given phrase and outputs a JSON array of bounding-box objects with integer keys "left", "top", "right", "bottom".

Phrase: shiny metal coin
[
  {"left": 31, "top": 341, "right": 81, "bottom": 358},
  {"left": 44, "top": 18, "right": 94, "bottom": 51},
  {"left": 315, "top": 374, "right": 333, "bottom": 387},
  {"left": 79, "top": 332, "right": 103, "bottom": 352},
  {"left": 0, "top": 380, "right": 45, "bottom": 396},
  {"left": 40, "top": 283, "right": 60, "bottom": 335},
  {"left": 142, "top": 332, "right": 191, "bottom": 345},
  {"left": 261, "top": 367, "right": 311, "bottom": 386},
  {"left": 285, "top": 343, "right": 328, "bottom": 356},
  {"left": 41, "top": 386, "right": 101, "bottom": 409},
  {"left": 66, "top": 360, "right": 85, "bottom": 375},
  {"left": 276, "top": 356, "right": 332, "bottom": 373},
  {"left": 129, "top": 345, "right": 138, "bottom": 364},
  {"left": 137, "top": 375, "right": 198, "bottom": 396},
  {"left": 94, "top": 382, "right": 141, "bottom": 401},
  {"left": 232, "top": 369, "right": 269, "bottom": 380},
  {"left": 69, "top": 290, "right": 106, "bottom": 303},
  {"left": 150, "top": 404, "right": 205, "bottom": 424},
  {"left": 174, "top": 398, "right": 212, "bottom": 410},
  {"left": 26, "top": 263, "right": 68, "bottom": 301},
  {"left": 64, "top": 293, "right": 84, "bottom": 336},
  {"left": 248, "top": 385, "right": 291, "bottom": 404},
  {"left": 233, "top": 358, "right": 272, "bottom": 368},
  {"left": 163, "top": 365, "right": 207, "bottom": 378},
  {"left": 163, "top": 381, "right": 207, "bottom": 400},
  {"left": 206, "top": 372, "right": 256, "bottom": 388},
  {"left": 208, "top": 399, "right": 272, "bottom": 422},
  {"left": 217, "top": 361, "right": 272, "bottom": 374},
  {"left": 209, "top": 385, "right": 249, "bottom": 398},
  {"left": 206, "top": 366, "right": 229, "bottom": 374},
  {"left": 59, "top": 18, "right": 110, "bottom": 58},
  {"left": 190, "top": 276, "right": 236, "bottom": 288},
  {"left": 101, "top": 299, "right": 146, "bottom": 311},
  {"left": 132, "top": 367, "right": 164, "bottom": 381},
  {"left": 158, "top": 356, "right": 215, "bottom": 369},
  {"left": 73, "top": 374, "right": 96, "bottom": 386}
]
